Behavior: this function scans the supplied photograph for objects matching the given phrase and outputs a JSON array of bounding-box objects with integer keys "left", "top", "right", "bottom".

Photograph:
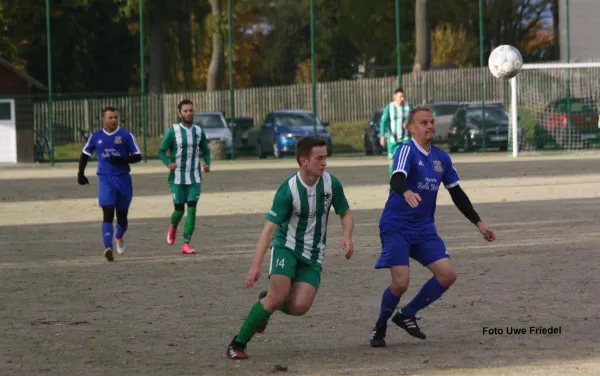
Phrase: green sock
[
  {"left": 277, "top": 302, "right": 289, "bottom": 315},
  {"left": 389, "top": 163, "right": 394, "bottom": 177},
  {"left": 171, "top": 210, "right": 184, "bottom": 227},
  {"left": 236, "top": 301, "right": 273, "bottom": 344},
  {"left": 183, "top": 207, "right": 196, "bottom": 243}
]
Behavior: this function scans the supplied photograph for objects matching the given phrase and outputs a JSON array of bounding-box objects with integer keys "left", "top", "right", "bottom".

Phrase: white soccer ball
[{"left": 488, "top": 45, "right": 523, "bottom": 80}]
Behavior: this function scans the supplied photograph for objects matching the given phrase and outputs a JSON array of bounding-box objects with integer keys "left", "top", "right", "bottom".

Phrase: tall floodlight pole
[
  {"left": 478, "top": 0, "right": 486, "bottom": 152},
  {"left": 228, "top": 0, "right": 236, "bottom": 160},
  {"left": 45, "top": 0, "right": 54, "bottom": 165},
  {"left": 310, "top": 0, "right": 317, "bottom": 135},
  {"left": 395, "top": 0, "right": 402, "bottom": 87},
  {"left": 139, "top": 0, "right": 148, "bottom": 162}
]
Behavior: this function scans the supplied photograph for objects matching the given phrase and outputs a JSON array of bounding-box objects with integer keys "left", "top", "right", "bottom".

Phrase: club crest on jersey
[
  {"left": 114, "top": 136, "right": 122, "bottom": 144},
  {"left": 323, "top": 192, "right": 332, "bottom": 210},
  {"left": 433, "top": 160, "right": 443, "bottom": 172}
]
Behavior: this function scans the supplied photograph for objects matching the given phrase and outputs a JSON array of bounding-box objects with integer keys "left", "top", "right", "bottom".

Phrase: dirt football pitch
[{"left": 1, "top": 154, "right": 599, "bottom": 376}]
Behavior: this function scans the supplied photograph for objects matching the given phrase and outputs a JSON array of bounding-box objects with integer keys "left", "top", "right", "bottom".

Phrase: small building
[{"left": 0, "top": 57, "right": 48, "bottom": 163}]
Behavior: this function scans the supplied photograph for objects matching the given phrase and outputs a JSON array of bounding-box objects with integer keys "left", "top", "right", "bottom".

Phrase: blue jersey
[
  {"left": 379, "top": 140, "right": 460, "bottom": 235},
  {"left": 83, "top": 127, "right": 141, "bottom": 176}
]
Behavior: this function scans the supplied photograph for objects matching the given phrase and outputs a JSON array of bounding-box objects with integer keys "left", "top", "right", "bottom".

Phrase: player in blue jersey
[
  {"left": 77, "top": 107, "right": 142, "bottom": 262},
  {"left": 370, "top": 106, "right": 496, "bottom": 347}
]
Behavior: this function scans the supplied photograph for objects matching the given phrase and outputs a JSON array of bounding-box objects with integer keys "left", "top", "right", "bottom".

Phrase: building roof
[{"left": 0, "top": 57, "right": 47, "bottom": 91}]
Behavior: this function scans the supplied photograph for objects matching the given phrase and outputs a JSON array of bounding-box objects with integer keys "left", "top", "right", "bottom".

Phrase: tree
[
  {"left": 431, "top": 23, "right": 479, "bottom": 67},
  {"left": 207, "top": 0, "right": 225, "bottom": 91}
]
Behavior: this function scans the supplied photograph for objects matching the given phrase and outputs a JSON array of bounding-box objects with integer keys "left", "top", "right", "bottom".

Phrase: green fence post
[
  {"left": 395, "top": 0, "right": 402, "bottom": 88},
  {"left": 310, "top": 0, "right": 317, "bottom": 136},
  {"left": 228, "top": 0, "right": 236, "bottom": 160},
  {"left": 45, "top": 0, "right": 54, "bottom": 165},
  {"left": 566, "top": 0, "right": 572, "bottom": 150},
  {"left": 478, "top": 0, "right": 486, "bottom": 152},
  {"left": 139, "top": 0, "right": 147, "bottom": 162}
]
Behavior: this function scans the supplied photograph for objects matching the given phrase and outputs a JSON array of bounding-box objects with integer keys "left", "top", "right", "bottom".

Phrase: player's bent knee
[
  {"left": 428, "top": 259, "right": 457, "bottom": 287},
  {"left": 186, "top": 201, "right": 197, "bottom": 208},
  {"left": 174, "top": 203, "right": 185, "bottom": 211},
  {"left": 286, "top": 301, "right": 312, "bottom": 316},
  {"left": 101, "top": 205, "right": 115, "bottom": 223},
  {"left": 262, "top": 275, "right": 291, "bottom": 311},
  {"left": 390, "top": 266, "right": 409, "bottom": 295},
  {"left": 436, "top": 269, "right": 457, "bottom": 287}
]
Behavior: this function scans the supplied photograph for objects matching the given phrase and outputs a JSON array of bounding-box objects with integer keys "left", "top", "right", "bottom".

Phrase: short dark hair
[
  {"left": 394, "top": 88, "right": 404, "bottom": 94},
  {"left": 102, "top": 106, "right": 117, "bottom": 116},
  {"left": 178, "top": 99, "right": 193, "bottom": 112},
  {"left": 295, "top": 136, "right": 327, "bottom": 165},
  {"left": 407, "top": 105, "right": 433, "bottom": 125}
]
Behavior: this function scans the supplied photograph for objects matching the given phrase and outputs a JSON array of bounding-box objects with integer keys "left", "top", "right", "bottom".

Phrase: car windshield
[
  {"left": 466, "top": 107, "right": 508, "bottom": 122},
  {"left": 430, "top": 104, "right": 460, "bottom": 116},
  {"left": 194, "top": 114, "right": 227, "bottom": 128},
  {"left": 552, "top": 100, "right": 595, "bottom": 113},
  {"left": 275, "top": 113, "right": 320, "bottom": 126}
]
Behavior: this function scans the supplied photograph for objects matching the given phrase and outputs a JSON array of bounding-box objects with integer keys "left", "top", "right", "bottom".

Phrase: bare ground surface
[{"left": 1, "top": 155, "right": 600, "bottom": 376}]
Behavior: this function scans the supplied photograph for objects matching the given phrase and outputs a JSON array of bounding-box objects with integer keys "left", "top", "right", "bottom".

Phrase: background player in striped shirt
[
  {"left": 370, "top": 106, "right": 495, "bottom": 347},
  {"left": 77, "top": 107, "right": 142, "bottom": 261},
  {"left": 226, "top": 136, "right": 355, "bottom": 360},
  {"left": 157, "top": 99, "right": 211, "bottom": 255},
  {"left": 379, "top": 88, "right": 413, "bottom": 177}
]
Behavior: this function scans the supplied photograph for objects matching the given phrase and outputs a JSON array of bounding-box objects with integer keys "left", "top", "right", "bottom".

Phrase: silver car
[
  {"left": 426, "top": 102, "right": 461, "bottom": 142},
  {"left": 193, "top": 111, "right": 233, "bottom": 155}
]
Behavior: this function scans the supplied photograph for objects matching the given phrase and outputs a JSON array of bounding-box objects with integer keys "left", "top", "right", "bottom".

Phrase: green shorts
[
  {"left": 269, "top": 246, "right": 322, "bottom": 289},
  {"left": 387, "top": 141, "right": 401, "bottom": 159},
  {"left": 170, "top": 183, "right": 201, "bottom": 204}
]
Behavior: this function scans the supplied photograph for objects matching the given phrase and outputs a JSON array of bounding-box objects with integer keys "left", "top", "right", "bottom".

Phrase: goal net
[{"left": 509, "top": 61, "right": 600, "bottom": 156}]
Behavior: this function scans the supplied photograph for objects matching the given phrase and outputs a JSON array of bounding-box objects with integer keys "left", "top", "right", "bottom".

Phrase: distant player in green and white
[
  {"left": 380, "top": 88, "right": 413, "bottom": 177},
  {"left": 157, "top": 99, "right": 211, "bottom": 255},
  {"left": 226, "top": 136, "right": 355, "bottom": 360}
]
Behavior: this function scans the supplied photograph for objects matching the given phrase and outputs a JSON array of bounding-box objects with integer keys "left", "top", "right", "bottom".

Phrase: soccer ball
[{"left": 488, "top": 45, "right": 523, "bottom": 80}]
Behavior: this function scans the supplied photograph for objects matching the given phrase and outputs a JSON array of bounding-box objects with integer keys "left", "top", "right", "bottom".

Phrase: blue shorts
[
  {"left": 375, "top": 230, "right": 450, "bottom": 268},
  {"left": 98, "top": 174, "right": 133, "bottom": 211}
]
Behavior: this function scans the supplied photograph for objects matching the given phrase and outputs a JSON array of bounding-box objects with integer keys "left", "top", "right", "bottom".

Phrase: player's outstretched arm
[
  {"left": 77, "top": 153, "right": 90, "bottom": 185},
  {"left": 447, "top": 185, "right": 495, "bottom": 242},
  {"left": 339, "top": 210, "right": 355, "bottom": 260},
  {"left": 246, "top": 220, "right": 279, "bottom": 288},
  {"left": 157, "top": 127, "right": 175, "bottom": 167},
  {"left": 199, "top": 129, "right": 211, "bottom": 172},
  {"left": 379, "top": 105, "right": 390, "bottom": 146}
]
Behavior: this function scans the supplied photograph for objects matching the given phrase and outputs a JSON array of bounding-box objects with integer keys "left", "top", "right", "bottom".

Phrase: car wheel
[
  {"left": 257, "top": 143, "right": 266, "bottom": 159},
  {"left": 364, "top": 136, "right": 373, "bottom": 155},
  {"left": 463, "top": 135, "right": 472, "bottom": 152}
]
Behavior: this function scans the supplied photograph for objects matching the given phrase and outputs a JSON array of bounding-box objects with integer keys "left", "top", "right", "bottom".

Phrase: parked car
[
  {"left": 426, "top": 101, "right": 461, "bottom": 142},
  {"left": 534, "top": 97, "right": 600, "bottom": 149},
  {"left": 447, "top": 105, "right": 523, "bottom": 152},
  {"left": 255, "top": 110, "right": 332, "bottom": 158},
  {"left": 192, "top": 111, "right": 233, "bottom": 156},
  {"left": 363, "top": 108, "right": 385, "bottom": 155}
]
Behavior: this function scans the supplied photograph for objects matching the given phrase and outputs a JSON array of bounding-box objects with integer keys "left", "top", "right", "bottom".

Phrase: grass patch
[{"left": 328, "top": 121, "right": 366, "bottom": 153}]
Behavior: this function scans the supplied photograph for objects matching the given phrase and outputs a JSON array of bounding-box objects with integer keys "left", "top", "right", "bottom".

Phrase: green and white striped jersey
[
  {"left": 158, "top": 123, "right": 211, "bottom": 185},
  {"left": 265, "top": 171, "right": 350, "bottom": 265},
  {"left": 380, "top": 101, "right": 413, "bottom": 144}
]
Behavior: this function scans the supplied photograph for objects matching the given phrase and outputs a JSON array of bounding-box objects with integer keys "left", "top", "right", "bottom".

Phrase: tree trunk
[
  {"left": 414, "top": 0, "right": 431, "bottom": 103},
  {"left": 148, "top": 10, "right": 165, "bottom": 93},
  {"left": 207, "top": 0, "right": 224, "bottom": 91},
  {"left": 551, "top": 0, "right": 560, "bottom": 60},
  {"left": 178, "top": 15, "right": 193, "bottom": 89}
]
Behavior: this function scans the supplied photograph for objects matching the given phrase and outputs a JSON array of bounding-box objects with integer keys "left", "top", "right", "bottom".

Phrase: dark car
[
  {"left": 534, "top": 97, "right": 600, "bottom": 149},
  {"left": 363, "top": 108, "right": 385, "bottom": 155},
  {"left": 447, "top": 105, "right": 523, "bottom": 152},
  {"left": 255, "top": 110, "right": 332, "bottom": 158}
]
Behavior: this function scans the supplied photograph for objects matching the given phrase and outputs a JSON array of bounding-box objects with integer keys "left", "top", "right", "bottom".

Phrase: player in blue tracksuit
[
  {"left": 77, "top": 107, "right": 142, "bottom": 262},
  {"left": 370, "top": 106, "right": 496, "bottom": 347}
]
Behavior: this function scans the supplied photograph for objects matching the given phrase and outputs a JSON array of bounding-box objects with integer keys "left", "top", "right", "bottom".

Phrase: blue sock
[
  {"left": 115, "top": 223, "right": 127, "bottom": 239},
  {"left": 401, "top": 277, "right": 447, "bottom": 317},
  {"left": 102, "top": 222, "right": 114, "bottom": 249},
  {"left": 375, "top": 287, "right": 401, "bottom": 327}
]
